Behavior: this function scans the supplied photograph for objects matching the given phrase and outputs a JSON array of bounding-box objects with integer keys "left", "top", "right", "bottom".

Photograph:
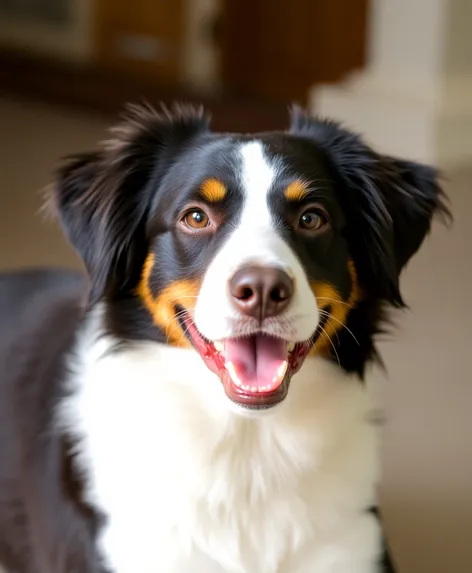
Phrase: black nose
[{"left": 229, "top": 265, "right": 293, "bottom": 320}]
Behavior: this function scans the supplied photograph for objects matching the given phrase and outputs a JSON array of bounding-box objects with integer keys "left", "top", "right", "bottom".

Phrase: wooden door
[
  {"left": 220, "top": 0, "right": 369, "bottom": 103},
  {"left": 94, "top": 0, "right": 184, "bottom": 83}
]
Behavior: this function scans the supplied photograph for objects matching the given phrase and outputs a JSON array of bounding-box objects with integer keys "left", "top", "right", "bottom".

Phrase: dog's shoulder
[
  {"left": 0, "top": 267, "right": 85, "bottom": 337},
  {"left": 0, "top": 268, "right": 107, "bottom": 572},
  {"left": 0, "top": 267, "right": 85, "bottom": 328},
  {"left": 0, "top": 267, "right": 87, "bottom": 424}
]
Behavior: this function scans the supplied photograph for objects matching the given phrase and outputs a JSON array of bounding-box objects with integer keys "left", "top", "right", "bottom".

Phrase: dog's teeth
[
  {"left": 214, "top": 341, "right": 224, "bottom": 352},
  {"left": 276, "top": 360, "right": 289, "bottom": 380},
  {"left": 226, "top": 361, "right": 242, "bottom": 386},
  {"left": 258, "top": 386, "right": 267, "bottom": 392},
  {"left": 288, "top": 343, "right": 295, "bottom": 352}
]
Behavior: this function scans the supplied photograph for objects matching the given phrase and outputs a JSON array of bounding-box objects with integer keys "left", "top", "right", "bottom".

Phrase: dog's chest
[{"left": 59, "top": 341, "right": 380, "bottom": 573}]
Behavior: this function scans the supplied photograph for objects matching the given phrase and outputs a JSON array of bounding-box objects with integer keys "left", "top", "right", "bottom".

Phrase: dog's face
[
  {"left": 52, "top": 104, "right": 449, "bottom": 411},
  {"left": 137, "top": 134, "right": 356, "bottom": 408}
]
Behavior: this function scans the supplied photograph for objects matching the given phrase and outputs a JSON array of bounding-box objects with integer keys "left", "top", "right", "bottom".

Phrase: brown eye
[
  {"left": 299, "top": 209, "right": 327, "bottom": 232},
  {"left": 183, "top": 209, "right": 210, "bottom": 230}
]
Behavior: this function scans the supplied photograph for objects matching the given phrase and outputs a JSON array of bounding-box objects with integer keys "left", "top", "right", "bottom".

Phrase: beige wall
[
  {"left": 375, "top": 182, "right": 472, "bottom": 572},
  {"left": 312, "top": 0, "right": 472, "bottom": 168}
]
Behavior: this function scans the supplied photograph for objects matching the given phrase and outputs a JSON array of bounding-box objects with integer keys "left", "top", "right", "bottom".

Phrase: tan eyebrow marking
[
  {"left": 200, "top": 178, "right": 227, "bottom": 202},
  {"left": 283, "top": 180, "right": 309, "bottom": 202}
]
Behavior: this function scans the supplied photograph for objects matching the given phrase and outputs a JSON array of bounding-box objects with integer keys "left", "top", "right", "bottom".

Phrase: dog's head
[{"left": 51, "top": 103, "right": 449, "bottom": 411}]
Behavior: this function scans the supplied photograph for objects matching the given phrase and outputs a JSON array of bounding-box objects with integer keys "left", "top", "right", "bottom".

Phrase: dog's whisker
[
  {"left": 316, "top": 297, "right": 354, "bottom": 309},
  {"left": 318, "top": 310, "right": 340, "bottom": 345},
  {"left": 319, "top": 310, "right": 360, "bottom": 347},
  {"left": 177, "top": 321, "right": 193, "bottom": 347},
  {"left": 317, "top": 324, "right": 341, "bottom": 367},
  {"left": 159, "top": 309, "right": 190, "bottom": 342}
]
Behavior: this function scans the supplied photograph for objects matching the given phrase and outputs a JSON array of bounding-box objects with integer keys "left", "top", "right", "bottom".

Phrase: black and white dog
[{"left": 0, "top": 104, "right": 449, "bottom": 573}]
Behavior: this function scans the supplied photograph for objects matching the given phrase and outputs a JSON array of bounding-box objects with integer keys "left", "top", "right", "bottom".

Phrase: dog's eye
[
  {"left": 298, "top": 209, "right": 327, "bottom": 232},
  {"left": 183, "top": 209, "right": 210, "bottom": 230}
]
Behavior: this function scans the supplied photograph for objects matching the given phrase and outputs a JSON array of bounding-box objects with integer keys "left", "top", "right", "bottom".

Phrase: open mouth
[{"left": 180, "top": 311, "right": 312, "bottom": 409}]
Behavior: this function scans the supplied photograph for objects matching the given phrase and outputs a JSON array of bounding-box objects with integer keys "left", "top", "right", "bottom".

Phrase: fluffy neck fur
[{"left": 58, "top": 306, "right": 380, "bottom": 573}]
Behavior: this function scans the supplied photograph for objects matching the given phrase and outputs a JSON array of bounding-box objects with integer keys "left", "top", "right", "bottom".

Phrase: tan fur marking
[
  {"left": 283, "top": 180, "right": 309, "bottom": 202},
  {"left": 200, "top": 178, "right": 227, "bottom": 202},
  {"left": 137, "top": 253, "right": 200, "bottom": 347},
  {"left": 310, "top": 260, "right": 361, "bottom": 356}
]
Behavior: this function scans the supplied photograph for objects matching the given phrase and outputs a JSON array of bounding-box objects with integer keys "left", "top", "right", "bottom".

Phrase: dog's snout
[{"left": 229, "top": 265, "right": 293, "bottom": 320}]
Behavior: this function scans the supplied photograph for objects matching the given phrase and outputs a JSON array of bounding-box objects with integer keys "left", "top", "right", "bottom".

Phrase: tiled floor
[{"left": 0, "top": 96, "right": 470, "bottom": 573}]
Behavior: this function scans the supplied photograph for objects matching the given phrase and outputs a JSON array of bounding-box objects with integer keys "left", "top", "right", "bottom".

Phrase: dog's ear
[
  {"left": 289, "top": 106, "right": 451, "bottom": 306},
  {"left": 50, "top": 103, "right": 210, "bottom": 304}
]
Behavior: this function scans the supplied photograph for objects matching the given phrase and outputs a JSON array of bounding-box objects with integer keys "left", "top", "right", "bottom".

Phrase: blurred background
[{"left": 0, "top": 1, "right": 470, "bottom": 572}]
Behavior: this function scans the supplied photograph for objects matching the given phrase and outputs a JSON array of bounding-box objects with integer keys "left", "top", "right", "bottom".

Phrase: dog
[{"left": 0, "top": 103, "right": 449, "bottom": 573}]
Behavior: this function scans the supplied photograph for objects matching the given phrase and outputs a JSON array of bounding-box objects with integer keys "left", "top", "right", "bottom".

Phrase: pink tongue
[{"left": 224, "top": 334, "right": 288, "bottom": 393}]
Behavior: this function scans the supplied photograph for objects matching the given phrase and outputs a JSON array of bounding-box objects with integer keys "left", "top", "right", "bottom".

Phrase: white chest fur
[{"left": 58, "top": 323, "right": 382, "bottom": 573}]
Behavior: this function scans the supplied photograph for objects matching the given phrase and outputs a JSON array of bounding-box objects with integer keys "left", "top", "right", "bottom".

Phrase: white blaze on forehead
[
  {"left": 238, "top": 140, "right": 278, "bottom": 230},
  {"left": 194, "top": 139, "right": 319, "bottom": 342},
  {"left": 233, "top": 140, "right": 294, "bottom": 272}
]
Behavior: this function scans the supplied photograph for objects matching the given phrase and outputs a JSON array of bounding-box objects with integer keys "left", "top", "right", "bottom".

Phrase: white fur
[
  {"left": 195, "top": 141, "right": 319, "bottom": 343},
  {"left": 56, "top": 139, "right": 382, "bottom": 572},
  {"left": 57, "top": 310, "right": 381, "bottom": 573}
]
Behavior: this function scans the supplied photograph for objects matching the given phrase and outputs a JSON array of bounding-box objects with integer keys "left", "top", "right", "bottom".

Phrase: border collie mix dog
[{"left": 0, "top": 104, "right": 449, "bottom": 573}]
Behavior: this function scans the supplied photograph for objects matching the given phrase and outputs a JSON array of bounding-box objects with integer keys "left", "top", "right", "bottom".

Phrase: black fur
[
  {"left": 0, "top": 269, "right": 106, "bottom": 573},
  {"left": 289, "top": 107, "right": 451, "bottom": 300},
  {"left": 53, "top": 104, "right": 210, "bottom": 305},
  {"left": 288, "top": 106, "right": 450, "bottom": 374}
]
